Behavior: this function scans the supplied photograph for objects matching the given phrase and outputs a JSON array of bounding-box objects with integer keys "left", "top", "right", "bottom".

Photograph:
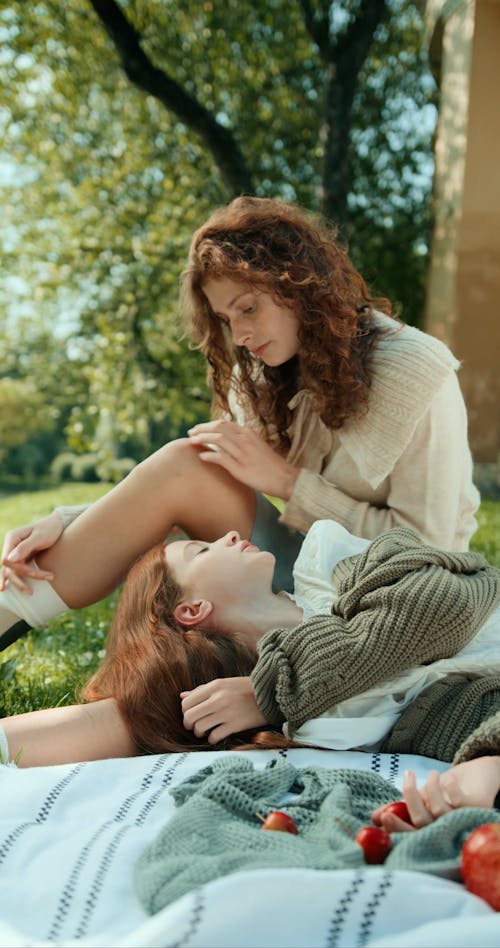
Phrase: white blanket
[{"left": 0, "top": 747, "right": 499, "bottom": 948}]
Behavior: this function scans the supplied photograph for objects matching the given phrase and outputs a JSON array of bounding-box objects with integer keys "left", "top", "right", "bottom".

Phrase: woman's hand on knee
[
  {"left": 0, "top": 513, "right": 62, "bottom": 592},
  {"left": 181, "top": 676, "right": 267, "bottom": 744},
  {"left": 187, "top": 420, "right": 299, "bottom": 500}
]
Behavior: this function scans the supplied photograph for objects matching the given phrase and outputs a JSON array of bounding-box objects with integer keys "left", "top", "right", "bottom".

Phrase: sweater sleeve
[
  {"left": 251, "top": 531, "right": 499, "bottom": 733},
  {"left": 281, "top": 374, "right": 479, "bottom": 550},
  {"left": 54, "top": 505, "right": 90, "bottom": 529},
  {"left": 453, "top": 710, "right": 500, "bottom": 764},
  {"left": 251, "top": 601, "right": 470, "bottom": 733}
]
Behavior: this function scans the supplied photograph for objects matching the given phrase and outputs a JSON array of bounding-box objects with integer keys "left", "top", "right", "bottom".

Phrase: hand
[
  {"left": 187, "top": 420, "right": 299, "bottom": 500},
  {"left": 0, "top": 512, "right": 63, "bottom": 593},
  {"left": 181, "top": 676, "right": 268, "bottom": 745},
  {"left": 371, "top": 757, "right": 500, "bottom": 832}
]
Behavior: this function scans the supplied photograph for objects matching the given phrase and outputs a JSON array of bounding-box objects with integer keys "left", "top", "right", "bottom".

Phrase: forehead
[
  {"left": 163, "top": 539, "right": 189, "bottom": 577},
  {"left": 203, "top": 276, "right": 252, "bottom": 309}
]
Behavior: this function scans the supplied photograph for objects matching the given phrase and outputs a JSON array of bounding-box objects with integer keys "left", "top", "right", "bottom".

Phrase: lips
[
  {"left": 250, "top": 343, "right": 268, "bottom": 358},
  {"left": 240, "top": 540, "right": 259, "bottom": 553}
]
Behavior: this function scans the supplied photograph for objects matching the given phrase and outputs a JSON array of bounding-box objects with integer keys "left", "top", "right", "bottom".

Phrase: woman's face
[
  {"left": 203, "top": 276, "right": 300, "bottom": 366},
  {"left": 165, "top": 531, "right": 275, "bottom": 614}
]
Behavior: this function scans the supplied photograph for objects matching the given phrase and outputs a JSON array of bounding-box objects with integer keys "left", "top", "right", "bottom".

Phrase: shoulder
[
  {"left": 371, "top": 311, "right": 460, "bottom": 379},
  {"left": 338, "top": 314, "right": 463, "bottom": 488}
]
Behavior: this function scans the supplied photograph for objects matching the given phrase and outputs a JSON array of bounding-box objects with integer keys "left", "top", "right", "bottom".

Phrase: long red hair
[
  {"left": 182, "top": 196, "right": 394, "bottom": 452},
  {"left": 83, "top": 543, "right": 293, "bottom": 754}
]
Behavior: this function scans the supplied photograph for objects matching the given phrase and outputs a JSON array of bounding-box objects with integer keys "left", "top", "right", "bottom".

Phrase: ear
[{"left": 173, "top": 599, "right": 214, "bottom": 629}]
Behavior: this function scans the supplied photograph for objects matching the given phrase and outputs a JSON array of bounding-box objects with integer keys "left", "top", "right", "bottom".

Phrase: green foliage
[
  {"left": 0, "top": 0, "right": 437, "bottom": 484},
  {"left": 0, "top": 377, "right": 55, "bottom": 458}
]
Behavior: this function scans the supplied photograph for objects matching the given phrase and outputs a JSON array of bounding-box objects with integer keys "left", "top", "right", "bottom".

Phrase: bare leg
[
  {"left": 2, "top": 699, "right": 136, "bottom": 767},
  {"left": 36, "top": 439, "right": 256, "bottom": 608}
]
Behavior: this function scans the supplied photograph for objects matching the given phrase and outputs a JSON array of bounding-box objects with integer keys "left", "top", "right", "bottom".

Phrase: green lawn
[{"left": 0, "top": 485, "right": 499, "bottom": 718}]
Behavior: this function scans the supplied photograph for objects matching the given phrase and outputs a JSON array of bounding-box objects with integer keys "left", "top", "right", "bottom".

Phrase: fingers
[
  {"left": 182, "top": 697, "right": 224, "bottom": 742},
  {"left": 378, "top": 813, "right": 415, "bottom": 834},
  {"left": 1, "top": 527, "right": 33, "bottom": 564},
  {"left": 180, "top": 677, "right": 262, "bottom": 744},
  {"left": 181, "top": 683, "right": 221, "bottom": 737},
  {"left": 0, "top": 566, "right": 33, "bottom": 594},
  {"left": 371, "top": 799, "right": 416, "bottom": 834},
  {"left": 189, "top": 421, "right": 245, "bottom": 464},
  {"left": 419, "top": 770, "right": 455, "bottom": 820},
  {"left": 402, "top": 769, "right": 453, "bottom": 828},
  {"left": 0, "top": 560, "right": 54, "bottom": 594}
]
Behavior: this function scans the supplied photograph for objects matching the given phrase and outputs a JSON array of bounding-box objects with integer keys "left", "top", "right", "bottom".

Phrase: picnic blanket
[{"left": 0, "top": 747, "right": 499, "bottom": 947}]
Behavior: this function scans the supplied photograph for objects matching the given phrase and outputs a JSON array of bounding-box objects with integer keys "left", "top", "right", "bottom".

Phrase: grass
[
  {"left": 0, "top": 483, "right": 116, "bottom": 717},
  {"left": 0, "top": 486, "right": 499, "bottom": 718}
]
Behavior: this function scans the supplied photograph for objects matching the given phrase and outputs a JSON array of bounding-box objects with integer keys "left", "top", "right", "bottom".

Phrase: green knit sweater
[
  {"left": 134, "top": 755, "right": 500, "bottom": 916},
  {"left": 381, "top": 675, "right": 500, "bottom": 762},
  {"left": 251, "top": 527, "right": 500, "bottom": 732}
]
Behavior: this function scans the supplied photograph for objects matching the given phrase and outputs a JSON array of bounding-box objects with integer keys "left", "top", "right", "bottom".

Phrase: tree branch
[
  {"left": 88, "top": 0, "right": 254, "bottom": 196},
  {"left": 335, "top": 0, "right": 389, "bottom": 75},
  {"left": 297, "top": 0, "right": 331, "bottom": 60}
]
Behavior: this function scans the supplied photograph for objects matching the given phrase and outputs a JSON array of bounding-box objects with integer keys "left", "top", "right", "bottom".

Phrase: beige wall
[{"left": 425, "top": 0, "right": 500, "bottom": 462}]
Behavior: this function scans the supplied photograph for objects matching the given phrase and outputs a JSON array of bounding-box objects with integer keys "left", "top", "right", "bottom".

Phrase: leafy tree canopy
[{"left": 0, "top": 0, "right": 437, "bottom": 470}]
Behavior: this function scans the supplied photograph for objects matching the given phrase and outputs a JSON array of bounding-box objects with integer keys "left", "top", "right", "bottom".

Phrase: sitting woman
[{"left": 2, "top": 519, "right": 500, "bottom": 830}]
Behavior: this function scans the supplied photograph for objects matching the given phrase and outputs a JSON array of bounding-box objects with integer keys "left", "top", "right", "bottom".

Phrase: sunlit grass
[
  {"left": 0, "top": 483, "right": 116, "bottom": 716},
  {"left": 471, "top": 499, "right": 500, "bottom": 568}
]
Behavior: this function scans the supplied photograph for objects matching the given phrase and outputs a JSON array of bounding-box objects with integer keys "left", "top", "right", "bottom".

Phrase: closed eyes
[{"left": 217, "top": 301, "right": 256, "bottom": 323}]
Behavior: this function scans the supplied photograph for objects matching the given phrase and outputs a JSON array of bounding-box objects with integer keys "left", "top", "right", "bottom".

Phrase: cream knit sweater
[{"left": 277, "top": 315, "right": 480, "bottom": 548}]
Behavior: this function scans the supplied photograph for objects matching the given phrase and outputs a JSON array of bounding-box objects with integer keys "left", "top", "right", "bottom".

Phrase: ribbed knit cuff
[
  {"left": 453, "top": 709, "right": 500, "bottom": 764},
  {"left": 251, "top": 641, "right": 286, "bottom": 728}
]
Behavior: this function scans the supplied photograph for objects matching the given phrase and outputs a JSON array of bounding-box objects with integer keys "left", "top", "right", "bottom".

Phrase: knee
[{"left": 130, "top": 438, "right": 201, "bottom": 481}]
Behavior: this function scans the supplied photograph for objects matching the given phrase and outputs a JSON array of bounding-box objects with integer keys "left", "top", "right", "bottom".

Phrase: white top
[{"left": 285, "top": 520, "right": 500, "bottom": 751}]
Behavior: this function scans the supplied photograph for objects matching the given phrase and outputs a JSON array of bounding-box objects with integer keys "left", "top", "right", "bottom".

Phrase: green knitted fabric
[
  {"left": 453, "top": 708, "right": 500, "bottom": 764},
  {"left": 134, "top": 756, "right": 500, "bottom": 916},
  {"left": 380, "top": 675, "right": 500, "bottom": 762},
  {"left": 252, "top": 526, "right": 500, "bottom": 730}
]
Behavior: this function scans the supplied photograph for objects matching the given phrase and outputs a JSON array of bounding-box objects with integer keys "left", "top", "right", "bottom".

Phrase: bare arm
[{"left": 1, "top": 698, "right": 136, "bottom": 767}]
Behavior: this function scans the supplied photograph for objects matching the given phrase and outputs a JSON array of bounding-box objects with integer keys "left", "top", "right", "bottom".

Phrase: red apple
[
  {"left": 461, "top": 823, "right": 500, "bottom": 910},
  {"left": 260, "top": 810, "right": 298, "bottom": 835},
  {"left": 376, "top": 801, "right": 414, "bottom": 826},
  {"left": 355, "top": 825, "right": 393, "bottom": 864}
]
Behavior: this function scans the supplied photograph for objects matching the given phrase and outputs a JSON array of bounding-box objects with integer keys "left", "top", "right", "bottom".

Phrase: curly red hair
[{"left": 181, "top": 196, "right": 394, "bottom": 451}]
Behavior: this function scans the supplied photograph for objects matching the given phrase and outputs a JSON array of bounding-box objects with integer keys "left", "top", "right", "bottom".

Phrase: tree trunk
[{"left": 299, "top": 0, "right": 389, "bottom": 233}]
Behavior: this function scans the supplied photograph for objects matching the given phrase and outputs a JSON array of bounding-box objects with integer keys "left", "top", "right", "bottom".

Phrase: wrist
[{"left": 279, "top": 464, "right": 300, "bottom": 502}]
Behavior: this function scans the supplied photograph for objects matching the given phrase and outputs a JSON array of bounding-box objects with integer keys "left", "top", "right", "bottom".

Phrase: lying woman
[{"left": 2, "top": 519, "right": 500, "bottom": 830}]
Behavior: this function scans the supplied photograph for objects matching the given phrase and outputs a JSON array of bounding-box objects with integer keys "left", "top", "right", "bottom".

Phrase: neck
[{"left": 221, "top": 590, "right": 303, "bottom": 654}]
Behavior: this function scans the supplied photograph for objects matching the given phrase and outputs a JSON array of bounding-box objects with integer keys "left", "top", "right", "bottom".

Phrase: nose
[
  {"left": 222, "top": 531, "right": 240, "bottom": 547},
  {"left": 230, "top": 317, "right": 252, "bottom": 348}
]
